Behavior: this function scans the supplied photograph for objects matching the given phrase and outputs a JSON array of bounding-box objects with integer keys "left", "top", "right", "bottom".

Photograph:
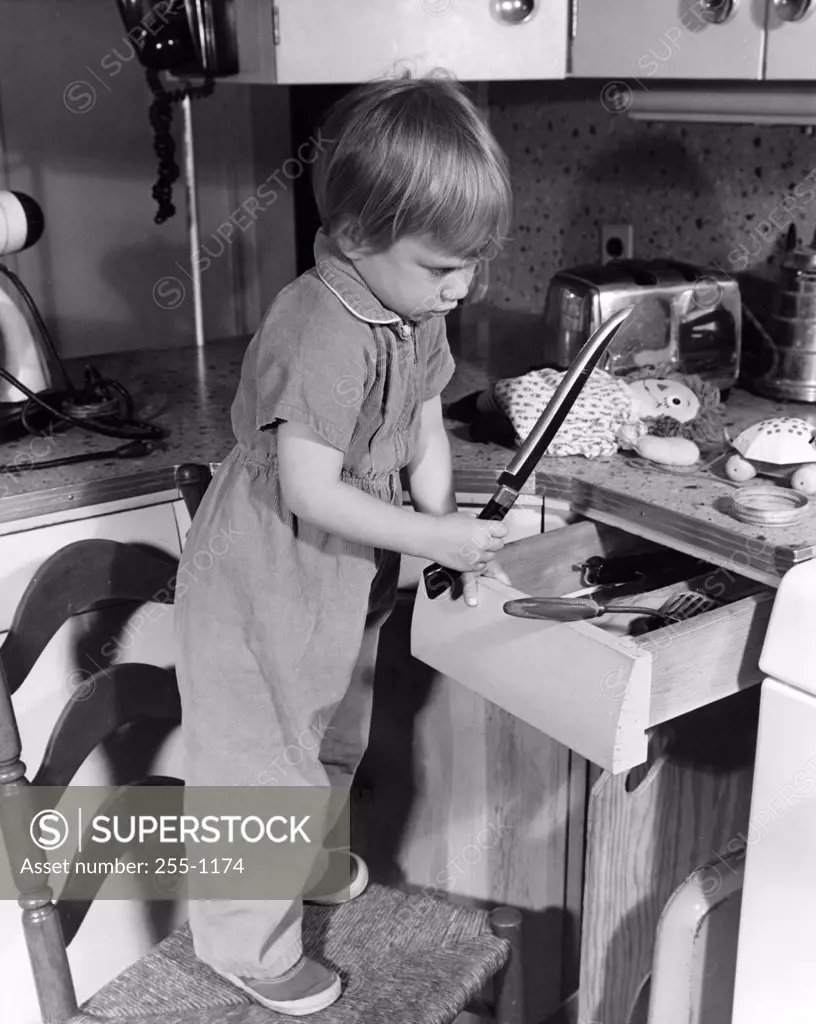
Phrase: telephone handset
[
  {"left": 116, "top": 1, "right": 239, "bottom": 224},
  {"left": 116, "top": 0, "right": 238, "bottom": 77}
]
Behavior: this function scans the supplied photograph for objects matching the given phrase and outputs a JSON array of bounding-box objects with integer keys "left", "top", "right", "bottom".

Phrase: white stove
[{"left": 732, "top": 558, "right": 816, "bottom": 1023}]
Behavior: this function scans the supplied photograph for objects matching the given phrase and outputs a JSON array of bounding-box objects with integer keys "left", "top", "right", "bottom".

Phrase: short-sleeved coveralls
[{"left": 174, "top": 229, "right": 456, "bottom": 978}]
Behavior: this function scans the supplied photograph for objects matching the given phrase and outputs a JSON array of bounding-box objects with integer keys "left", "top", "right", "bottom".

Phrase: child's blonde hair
[{"left": 312, "top": 75, "right": 512, "bottom": 260}]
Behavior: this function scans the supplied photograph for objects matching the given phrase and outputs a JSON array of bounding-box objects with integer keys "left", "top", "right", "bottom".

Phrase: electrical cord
[
  {"left": 0, "top": 366, "right": 165, "bottom": 440},
  {"left": 0, "top": 439, "right": 161, "bottom": 474},
  {"left": 0, "top": 263, "right": 72, "bottom": 392},
  {"left": 0, "top": 262, "right": 167, "bottom": 444}
]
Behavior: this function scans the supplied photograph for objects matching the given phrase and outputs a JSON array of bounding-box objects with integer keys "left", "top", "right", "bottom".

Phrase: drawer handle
[
  {"left": 773, "top": 0, "right": 812, "bottom": 20},
  {"left": 490, "top": 0, "right": 536, "bottom": 24},
  {"left": 697, "top": 0, "right": 738, "bottom": 23}
]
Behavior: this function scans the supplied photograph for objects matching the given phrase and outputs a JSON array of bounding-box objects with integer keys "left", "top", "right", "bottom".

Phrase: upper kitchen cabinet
[
  {"left": 570, "top": 0, "right": 765, "bottom": 80},
  {"left": 231, "top": 0, "right": 568, "bottom": 84},
  {"left": 764, "top": 0, "right": 816, "bottom": 79}
]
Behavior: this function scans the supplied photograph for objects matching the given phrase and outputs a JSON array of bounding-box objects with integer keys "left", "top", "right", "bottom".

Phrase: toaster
[{"left": 541, "top": 259, "right": 741, "bottom": 391}]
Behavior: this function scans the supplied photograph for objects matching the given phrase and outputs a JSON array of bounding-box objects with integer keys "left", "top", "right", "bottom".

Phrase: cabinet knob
[
  {"left": 773, "top": 0, "right": 812, "bottom": 20},
  {"left": 490, "top": 0, "right": 536, "bottom": 24},
  {"left": 697, "top": 0, "right": 738, "bottom": 23}
]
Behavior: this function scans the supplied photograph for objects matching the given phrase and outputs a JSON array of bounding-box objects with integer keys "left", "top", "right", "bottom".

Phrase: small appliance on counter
[
  {"left": 0, "top": 190, "right": 165, "bottom": 462},
  {"left": 541, "top": 258, "right": 741, "bottom": 392},
  {"left": 751, "top": 231, "right": 816, "bottom": 404},
  {"left": 0, "top": 190, "right": 50, "bottom": 411}
]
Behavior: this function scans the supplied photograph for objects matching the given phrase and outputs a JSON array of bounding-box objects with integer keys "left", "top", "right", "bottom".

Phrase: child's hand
[
  {"left": 462, "top": 560, "right": 512, "bottom": 608},
  {"left": 427, "top": 512, "right": 508, "bottom": 574}
]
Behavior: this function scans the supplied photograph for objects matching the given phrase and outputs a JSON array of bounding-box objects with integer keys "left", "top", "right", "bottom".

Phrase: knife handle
[{"left": 422, "top": 497, "right": 511, "bottom": 600}]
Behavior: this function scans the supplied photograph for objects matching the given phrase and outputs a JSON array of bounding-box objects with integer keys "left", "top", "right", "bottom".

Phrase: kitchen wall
[
  {"left": 4, "top": 9, "right": 816, "bottom": 370},
  {"left": 288, "top": 78, "right": 816, "bottom": 382},
  {"left": 0, "top": 0, "right": 296, "bottom": 361},
  {"left": 486, "top": 80, "right": 816, "bottom": 320}
]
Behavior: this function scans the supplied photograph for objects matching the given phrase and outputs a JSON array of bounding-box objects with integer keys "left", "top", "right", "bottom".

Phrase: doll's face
[{"left": 628, "top": 379, "right": 700, "bottom": 423}]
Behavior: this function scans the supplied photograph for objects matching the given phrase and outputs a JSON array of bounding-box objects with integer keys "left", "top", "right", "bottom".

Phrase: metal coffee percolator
[{"left": 754, "top": 230, "right": 816, "bottom": 403}]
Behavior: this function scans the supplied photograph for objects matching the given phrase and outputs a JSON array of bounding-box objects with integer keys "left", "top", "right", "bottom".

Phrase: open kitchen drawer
[{"left": 411, "top": 520, "right": 774, "bottom": 774}]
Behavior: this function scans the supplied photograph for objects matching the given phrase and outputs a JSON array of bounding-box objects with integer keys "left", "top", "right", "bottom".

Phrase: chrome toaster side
[{"left": 542, "top": 259, "right": 741, "bottom": 391}]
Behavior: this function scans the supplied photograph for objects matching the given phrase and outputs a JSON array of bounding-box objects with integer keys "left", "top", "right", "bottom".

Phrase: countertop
[{"left": 2, "top": 307, "right": 815, "bottom": 584}]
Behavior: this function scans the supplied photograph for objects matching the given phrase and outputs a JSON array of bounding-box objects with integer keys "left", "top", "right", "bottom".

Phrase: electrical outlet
[{"left": 600, "top": 224, "right": 634, "bottom": 264}]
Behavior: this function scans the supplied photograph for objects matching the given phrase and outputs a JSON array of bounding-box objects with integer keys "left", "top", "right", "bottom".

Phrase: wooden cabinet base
[
  {"left": 577, "top": 687, "right": 760, "bottom": 1024},
  {"left": 355, "top": 593, "right": 578, "bottom": 1023}
]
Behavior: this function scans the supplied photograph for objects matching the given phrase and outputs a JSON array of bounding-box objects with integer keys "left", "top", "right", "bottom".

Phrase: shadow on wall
[
  {"left": 96, "top": 237, "right": 243, "bottom": 353},
  {"left": 487, "top": 79, "right": 816, "bottom": 315},
  {"left": 0, "top": 0, "right": 295, "bottom": 358},
  {"left": 0, "top": 0, "right": 192, "bottom": 354},
  {"left": 572, "top": 133, "right": 717, "bottom": 246}
]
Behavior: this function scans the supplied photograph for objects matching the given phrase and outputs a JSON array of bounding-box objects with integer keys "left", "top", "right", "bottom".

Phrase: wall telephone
[
  {"left": 115, "top": 1, "right": 239, "bottom": 223},
  {"left": 116, "top": 0, "right": 238, "bottom": 76}
]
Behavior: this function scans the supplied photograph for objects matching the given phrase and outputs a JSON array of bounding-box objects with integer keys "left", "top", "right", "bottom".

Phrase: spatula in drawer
[
  {"left": 627, "top": 591, "right": 718, "bottom": 636},
  {"left": 503, "top": 591, "right": 718, "bottom": 627},
  {"left": 502, "top": 596, "right": 683, "bottom": 624}
]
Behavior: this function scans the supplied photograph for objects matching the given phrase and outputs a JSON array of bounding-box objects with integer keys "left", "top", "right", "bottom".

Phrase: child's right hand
[{"left": 427, "top": 512, "right": 508, "bottom": 573}]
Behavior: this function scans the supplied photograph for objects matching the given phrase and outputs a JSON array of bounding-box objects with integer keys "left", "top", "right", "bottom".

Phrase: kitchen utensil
[
  {"left": 573, "top": 549, "right": 705, "bottom": 587},
  {"left": 1, "top": 191, "right": 164, "bottom": 446},
  {"left": 541, "top": 258, "right": 741, "bottom": 391},
  {"left": 1, "top": 192, "right": 53, "bottom": 415},
  {"left": 422, "top": 305, "right": 636, "bottom": 600},
  {"left": 503, "top": 595, "right": 683, "bottom": 624},
  {"left": 659, "top": 591, "right": 718, "bottom": 617},
  {"left": 628, "top": 591, "right": 719, "bottom": 636},
  {"left": 753, "top": 228, "right": 816, "bottom": 402}
]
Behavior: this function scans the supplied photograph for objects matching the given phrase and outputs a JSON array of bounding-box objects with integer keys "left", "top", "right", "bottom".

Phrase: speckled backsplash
[{"left": 485, "top": 80, "right": 816, "bottom": 316}]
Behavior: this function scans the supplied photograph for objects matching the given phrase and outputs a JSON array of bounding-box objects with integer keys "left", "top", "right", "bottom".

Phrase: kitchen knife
[{"left": 422, "top": 305, "right": 636, "bottom": 600}]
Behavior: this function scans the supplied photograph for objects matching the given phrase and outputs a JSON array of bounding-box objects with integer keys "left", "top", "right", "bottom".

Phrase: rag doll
[{"left": 446, "top": 364, "right": 724, "bottom": 467}]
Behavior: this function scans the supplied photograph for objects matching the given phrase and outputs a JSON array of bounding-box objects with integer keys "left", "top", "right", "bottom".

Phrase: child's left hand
[{"left": 462, "top": 560, "right": 512, "bottom": 608}]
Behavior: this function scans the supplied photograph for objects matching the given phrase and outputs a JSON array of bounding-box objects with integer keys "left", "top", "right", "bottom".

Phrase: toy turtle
[{"left": 725, "top": 417, "right": 816, "bottom": 494}]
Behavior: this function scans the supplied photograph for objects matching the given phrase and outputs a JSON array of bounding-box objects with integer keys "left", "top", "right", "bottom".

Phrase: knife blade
[{"left": 422, "top": 305, "right": 636, "bottom": 600}]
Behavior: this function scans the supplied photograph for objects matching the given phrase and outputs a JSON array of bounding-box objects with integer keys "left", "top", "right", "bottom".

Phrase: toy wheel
[
  {"left": 791, "top": 465, "right": 816, "bottom": 495},
  {"left": 725, "top": 454, "right": 757, "bottom": 482}
]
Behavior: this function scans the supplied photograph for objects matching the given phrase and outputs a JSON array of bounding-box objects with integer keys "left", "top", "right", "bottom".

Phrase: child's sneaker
[
  {"left": 212, "top": 956, "right": 341, "bottom": 1017},
  {"left": 304, "top": 850, "right": 369, "bottom": 905}
]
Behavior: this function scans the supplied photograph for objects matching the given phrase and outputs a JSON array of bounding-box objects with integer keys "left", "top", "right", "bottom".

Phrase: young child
[{"left": 174, "top": 76, "right": 513, "bottom": 1016}]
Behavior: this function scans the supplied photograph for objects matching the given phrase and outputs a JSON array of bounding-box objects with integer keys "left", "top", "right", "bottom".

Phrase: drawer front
[
  {"left": 411, "top": 520, "right": 772, "bottom": 773},
  {"left": 0, "top": 502, "right": 182, "bottom": 633}
]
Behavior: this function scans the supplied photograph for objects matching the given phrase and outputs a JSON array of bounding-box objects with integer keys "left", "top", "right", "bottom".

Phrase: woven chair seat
[{"left": 68, "top": 883, "right": 510, "bottom": 1024}]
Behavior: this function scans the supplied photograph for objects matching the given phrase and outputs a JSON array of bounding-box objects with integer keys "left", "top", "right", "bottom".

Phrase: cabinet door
[
  {"left": 571, "top": 0, "right": 764, "bottom": 81},
  {"left": 272, "top": 0, "right": 567, "bottom": 84},
  {"left": 764, "top": 1, "right": 816, "bottom": 79},
  {"left": 361, "top": 594, "right": 576, "bottom": 1022}
]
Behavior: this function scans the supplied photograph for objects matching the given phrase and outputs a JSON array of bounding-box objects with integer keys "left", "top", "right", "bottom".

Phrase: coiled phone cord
[{"left": 146, "top": 68, "right": 214, "bottom": 225}]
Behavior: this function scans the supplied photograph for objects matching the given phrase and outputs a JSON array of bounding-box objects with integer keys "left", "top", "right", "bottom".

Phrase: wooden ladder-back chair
[{"left": 0, "top": 536, "right": 182, "bottom": 1022}]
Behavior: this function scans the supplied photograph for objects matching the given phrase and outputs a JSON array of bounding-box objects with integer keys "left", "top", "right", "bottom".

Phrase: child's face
[{"left": 342, "top": 234, "right": 477, "bottom": 323}]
